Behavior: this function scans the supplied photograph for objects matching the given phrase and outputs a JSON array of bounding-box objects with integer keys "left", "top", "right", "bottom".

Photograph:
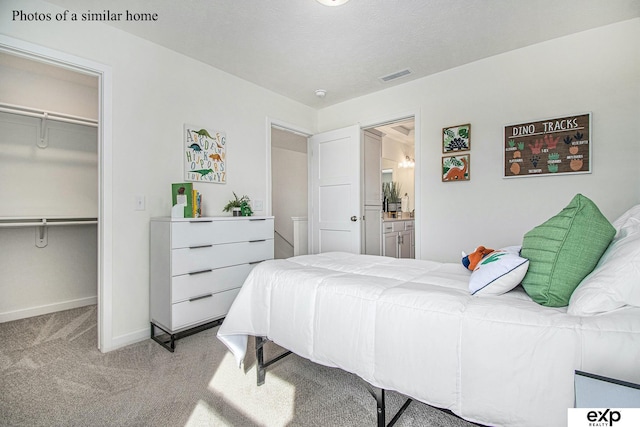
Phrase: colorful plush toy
[{"left": 461, "top": 245, "right": 495, "bottom": 270}]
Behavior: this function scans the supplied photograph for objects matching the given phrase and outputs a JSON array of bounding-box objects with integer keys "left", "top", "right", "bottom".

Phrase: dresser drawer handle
[
  {"left": 189, "top": 244, "right": 213, "bottom": 249},
  {"left": 189, "top": 269, "right": 212, "bottom": 275},
  {"left": 249, "top": 239, "right": 266, "bottom": 243},
  {"left": 189, "top": 294, "right": 213, "bottom": 302},
  {"left": 249, "top": 218, "right": 266, "bottom": 221},
  {"left": 189, "top": 220, "right": 213, "bottom": 223}
]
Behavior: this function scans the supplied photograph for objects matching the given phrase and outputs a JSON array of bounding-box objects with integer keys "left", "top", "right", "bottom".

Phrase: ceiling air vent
[{"left": 379, "top": 68, "right": 412, "bottom": 83}]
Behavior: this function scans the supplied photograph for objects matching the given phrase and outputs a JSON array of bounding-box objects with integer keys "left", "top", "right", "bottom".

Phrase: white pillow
[
  {"left": 469, "top": 247, "right": 529, "bottom": 296},
  {"left": 568, "top": 205, "right": 640, "bottom": 315},
  {"left": 612, "top": 204, "right": 640, "bottom": 230}
]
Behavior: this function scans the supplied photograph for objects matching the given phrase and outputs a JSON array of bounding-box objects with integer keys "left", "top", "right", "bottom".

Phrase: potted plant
[
  {"left": 223, "top": 192, "right": 252, "bottom": 216},
  {"left": 240, "top": 199, "right": 253, "bottom": 216},
  {"left": 383, "top": 182, "right": 401, "bottom": 213}
]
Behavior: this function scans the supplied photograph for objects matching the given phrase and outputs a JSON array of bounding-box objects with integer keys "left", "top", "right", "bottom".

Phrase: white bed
[{"left": 217, "top": 204, "right": 640, "bottom": 427}]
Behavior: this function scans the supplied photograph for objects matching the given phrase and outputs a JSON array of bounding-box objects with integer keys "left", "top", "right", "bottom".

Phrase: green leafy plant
[
  {"left": 383, "top": 181, "right": 402, "bottom": 203},
  {"left": 223, "top": 192, "right": 251, "bottom": 213},
  {"left": 240, "top": 200, "right": 253, "bottom": 216}
]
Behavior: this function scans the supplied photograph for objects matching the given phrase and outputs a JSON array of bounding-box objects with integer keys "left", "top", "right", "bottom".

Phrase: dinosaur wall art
[
  {"left": 442, "top": 154, "right": 470, "bottom": 182},
  {"left": 184, "top": 124, "right": 226, "bottom": 183}
]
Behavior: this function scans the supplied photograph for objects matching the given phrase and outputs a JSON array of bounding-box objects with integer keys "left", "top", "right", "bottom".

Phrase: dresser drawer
[
  {"left": 404, "top": 221, "right": 414, "bottom": 231},
  {"left": 172, "top": 239, "right": 273, "bottom": 276},
  {"left": 171, "top": 218, "right": 273, "bottom": 248},
  {"left": 171, "top": 287, "right": 240, "bottom": 331},
  {"left": 383, "top": 222, "right": 393, "bottom": 233},
  {"left": 172, "top": 263, "right": 255, "bottom": 303}
]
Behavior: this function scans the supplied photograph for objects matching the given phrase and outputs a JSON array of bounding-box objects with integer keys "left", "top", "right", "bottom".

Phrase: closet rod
[
  {"left": 0, "top": 217, "right": 98, "bottom": 228},
  {"left": 0, "top": 102, "right": 98, "bottom": 128}
]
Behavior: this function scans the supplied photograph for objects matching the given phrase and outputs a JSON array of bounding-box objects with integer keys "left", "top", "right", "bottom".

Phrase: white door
[{"left": 309, "top": 125, "right": 361, "bottom": 254}]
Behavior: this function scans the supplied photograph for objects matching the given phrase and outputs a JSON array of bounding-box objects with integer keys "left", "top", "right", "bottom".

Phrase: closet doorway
[{"left": 0, "top": 50, "right": 100, "bottom": 341}]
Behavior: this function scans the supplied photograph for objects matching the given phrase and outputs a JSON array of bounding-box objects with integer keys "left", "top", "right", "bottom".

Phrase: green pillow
[{"left": 521, "top": 194, "right": 615, "bottom": 307}]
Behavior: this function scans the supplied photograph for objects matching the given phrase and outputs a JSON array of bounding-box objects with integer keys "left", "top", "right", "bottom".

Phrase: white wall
[
  {"left": 318, "top": 19, "right": 640, "bottom": 262},
  {"left": 0, "top": 53, "right": 98, "bottom": 118},
  {"left": 1, "top": 0, "right": 316, "bottom": 348},
  {"left": 0, "top": 226, "right": 97, "bottom": 321}
]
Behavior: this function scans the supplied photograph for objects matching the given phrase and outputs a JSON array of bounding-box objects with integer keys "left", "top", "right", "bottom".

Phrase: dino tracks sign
[{"left": 504, "top": 113, "right": 591, "bottom": 178}]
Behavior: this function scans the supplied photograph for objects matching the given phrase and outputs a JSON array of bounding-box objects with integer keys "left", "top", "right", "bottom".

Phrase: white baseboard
[
  {"left": 106, "top": 327, "right": 149, "bottom": 352},
  {"left": 0, "top": 296, "right": 97, "bottom": 323}
]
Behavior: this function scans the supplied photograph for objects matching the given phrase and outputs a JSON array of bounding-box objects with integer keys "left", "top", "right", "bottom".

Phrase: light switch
[
  {"left": 253, "top": 199, "right": 264, "bottom": 211},
  {"left": 135, "top": 195, "right": 146, "bottom": 211}
]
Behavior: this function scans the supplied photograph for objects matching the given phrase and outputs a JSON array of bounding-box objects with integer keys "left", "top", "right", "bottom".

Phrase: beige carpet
[{"left": 0, "top": 305, "right": 475, "bottom": 426}]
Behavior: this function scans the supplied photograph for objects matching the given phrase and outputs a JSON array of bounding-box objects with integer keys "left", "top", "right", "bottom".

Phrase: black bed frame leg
[
  {"left": 373, "top": 387, "right": 386, "bottom": 427},
  {"left": 254, "top": 336, "right": 292, "bottom": 387},
  {"left": 366, "top": 384, "right": 412, "bottom": 427},
  {"left": 256, "top": 336, "right": 266, "bottom": 386}
]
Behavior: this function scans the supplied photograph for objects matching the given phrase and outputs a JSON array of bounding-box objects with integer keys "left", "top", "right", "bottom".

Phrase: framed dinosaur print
[
  {"left": 503, "top": 113, "right": 591, "bottom": 178},
  {"left": 184, "top": 124, "right": 226, "bottom": 183},
  {"left": 443, "top": 123, "right": 470, "bottom": 153},
  {"left": 442, "top": 154, "right": 470, "bottom": 182}
]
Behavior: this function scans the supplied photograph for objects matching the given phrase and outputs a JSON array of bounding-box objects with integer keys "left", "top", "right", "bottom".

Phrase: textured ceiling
[{"left": 45, "top": 0, "right": 640, "bottom": 108}]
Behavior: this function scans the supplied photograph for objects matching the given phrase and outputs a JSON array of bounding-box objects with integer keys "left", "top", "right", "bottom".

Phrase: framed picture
[
  {"left": 443, "top": 123, "right": 470, "bottom": 153},
  {"left": 184, "top": 124, "right": 226, "bottom": 183},
  {"left": 442, "top": 154, "right": 470, "bottom": 182},
  {"left": 503, "top": 113, "right": 591, "bottom": 178}
]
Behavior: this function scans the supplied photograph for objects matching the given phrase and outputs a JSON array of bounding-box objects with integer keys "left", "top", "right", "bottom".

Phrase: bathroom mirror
[{"left": 381, "top": 168, "right": 393, "bottom": 185}]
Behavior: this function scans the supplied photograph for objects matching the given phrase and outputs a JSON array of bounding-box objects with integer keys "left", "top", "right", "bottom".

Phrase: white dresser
[{"left": 149, "top": 216, "right": 274, "bottom": 350}]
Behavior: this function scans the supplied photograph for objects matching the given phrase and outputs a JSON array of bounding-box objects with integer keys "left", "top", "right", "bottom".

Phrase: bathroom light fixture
[
  {"left": 398, "top": 156, "right": 415, "bottom": 168},
  {"left": 316, "top": 0, "right": 350, "bottom": 6},
  {"left": 315, "top": 89, "right": 327, "bottom": 98}
]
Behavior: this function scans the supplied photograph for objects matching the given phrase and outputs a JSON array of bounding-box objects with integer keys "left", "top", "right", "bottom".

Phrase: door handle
[{"left": 350, "top": 216, "right": 357, "bottom": 222}]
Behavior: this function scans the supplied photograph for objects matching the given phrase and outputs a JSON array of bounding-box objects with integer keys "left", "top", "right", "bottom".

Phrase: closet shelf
[
  {"left": 0, "top": 217, "right": 98, "bottom": 228},
  {"left": 0, "top": 102, "right": 98, "bottom": 128}
]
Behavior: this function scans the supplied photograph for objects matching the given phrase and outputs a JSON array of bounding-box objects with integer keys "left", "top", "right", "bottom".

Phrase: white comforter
[{"left": 217, "top": 252, "right": 640, "bottom": 427}]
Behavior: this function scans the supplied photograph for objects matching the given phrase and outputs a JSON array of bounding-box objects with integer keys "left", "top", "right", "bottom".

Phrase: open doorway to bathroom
[
  {"left": 361, "top": 117, "right": 415, "bottom": 258},
  {"left": 376, "top": 118, "right": 415, "bottom": 217}
]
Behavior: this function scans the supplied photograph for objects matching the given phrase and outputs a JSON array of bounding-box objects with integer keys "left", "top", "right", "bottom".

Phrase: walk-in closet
[{"left": 0, "top": 51, "right": 99, "bottom": 323}]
